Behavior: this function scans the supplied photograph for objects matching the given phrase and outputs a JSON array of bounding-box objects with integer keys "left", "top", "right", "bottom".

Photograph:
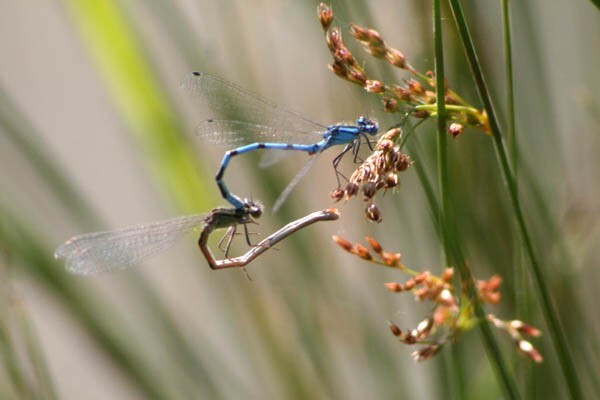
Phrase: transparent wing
[
  {"left": 197, "top": 119, "right": 323, "bottom": 146},
  {"left": 54, "top": 214, "right": 208, "bottom": 276},
  {"left": 272, "top": 155, "right": 320, "bottom": 213},
  {"left": 258, "top": 149, "right": 290, "bottom": 169},
  {"left": 183, "top": 72, "right": 327, "bottom": 145}
]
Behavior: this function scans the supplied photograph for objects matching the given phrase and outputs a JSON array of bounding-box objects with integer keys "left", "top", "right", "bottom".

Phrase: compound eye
[
  {"left": 247, "top": 203, "right": 263, "bottom": 218},
  {"left": 369, "top": 121, "right": 379, "bottom": 134}
]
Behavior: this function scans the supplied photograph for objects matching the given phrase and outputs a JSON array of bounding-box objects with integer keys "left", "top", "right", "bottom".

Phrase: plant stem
[
  {"left": 447, "top": 1, "right": 583, "bottom": 398},
  {"left": 433, "top": 1, "right": 520, "bottom": 398}
]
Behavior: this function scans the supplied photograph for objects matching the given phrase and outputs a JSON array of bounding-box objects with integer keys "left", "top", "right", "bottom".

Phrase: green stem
[
  {"left": 433, "top": 1, "right": 520, "bottom": 398},
  {"left": 416, "top": 104, "right": 480, "bottom": 115},
  {"left": 432, "top": 2, "right": 462, "bottom": 398},
  {"left": 502, "top": 0, "right": 530, "bottom": 389},
  {"left": 448, "top": 1, "right": 583, "bottom": 399}
]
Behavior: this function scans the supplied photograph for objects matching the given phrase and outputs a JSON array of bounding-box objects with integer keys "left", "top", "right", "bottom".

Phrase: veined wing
[
  {"left": 183, "top": 72, "right": 327, "bottom": 142},
  {"left": 272, "top": 155, "right": 320, "bottom": 213},
  {"left": 197, "top": 119, "right": 323, "bottom": 146},
  {"left": 54, "top": 214, "right": 208, "bottom": 275}
]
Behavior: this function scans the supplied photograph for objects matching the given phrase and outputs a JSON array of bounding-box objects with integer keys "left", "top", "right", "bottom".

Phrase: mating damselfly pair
[{"left": 55, "top": 72, "right": 378, "bottom": 274}]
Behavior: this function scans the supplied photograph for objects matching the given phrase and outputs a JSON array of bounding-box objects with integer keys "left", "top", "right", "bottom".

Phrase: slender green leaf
[{"left": 447, "top": 1, "right": 583, "bottom": 398}]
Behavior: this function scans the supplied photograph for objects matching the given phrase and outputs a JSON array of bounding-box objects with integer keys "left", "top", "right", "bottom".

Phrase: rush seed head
[
  {"left": 317, "top": 2, "right": 333, "bottom": 31},
  {"left": 332, "top": 235, "right": 353, "bottom": 252},
  {"left": 365, "top": 79, "right": 385, "bottom": 94},
  {"left": 330, "top": 187, "right": 345, "bottom": 202},
  {"left": 354, "top": 243, "right": 372, "bottom": 260},
  {"left": 365, "top": 236, "right": 383, "bottom": 253},
  {"left": 365, "top": 203, "right": 382, "bottom": 222}
]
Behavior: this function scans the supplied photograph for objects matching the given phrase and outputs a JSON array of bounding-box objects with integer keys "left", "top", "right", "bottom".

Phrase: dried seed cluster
[
  {"left": 488, "top": 314, "right": 543, "bottom": 363},
  {"left": 330, "top": 127, "right": 412, "bottom": 222},
  {"left": 317, "top": 2, "right": 490, "bottom": 135},
  {"left": 332, "top": 235, "right": 543, "bottom": 363}
]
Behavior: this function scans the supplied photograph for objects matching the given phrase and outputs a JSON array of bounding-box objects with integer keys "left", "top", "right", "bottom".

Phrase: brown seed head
[
  {"left": 377, "top": 139, "right": 394, "bottom": 151},
  {"left": 382, "top": 127, "right": 402, "bottom": 142},
  {"left": 441, "top": 268, "right": 454, "bottom": 283},
  {"left": 345, "top": 182, "right": 359, "bottom": 198},
  {"left": 347, "top": 69, "right": 367, "bottom": 85},
  {"left": 328, "top": 61, "right": 347, "bottom": 78},
  {"left": 385, "top": 48, "right": 407, "bottom": 69},
  {"left": 365, "top": 79, "right": 385, "bottom": 94},
  {"left": 416, "top": 318, "right": 433, "bottom": 338},
  {"left": 391, "top": 85, "right": 413, "bottom": 101},
  {"left": 354, "top": 243, "right": 372, "bottom": 260},
  {"left": 389, "top": 322, "right": 402, "bottom": 336},
  {"left": 487, "top": 275, "right": 502, "bottom": 290},
  {"left": 478, "top": 274, "right": 503, "bottom": 304},
  {"left": 333, "top": 46, "right": 354, "bottom": 65},
  {"left": 395, "top": 153, "right": 411, "bottom": 172},
  {"left": 383, "top": 97, "right": 399, "bottom": 112},
  {"left": 348, "top": 23, "right": 370, "bottom": 41},
  {"left": 438, "top": 289, "right": 455, "bottom": 307},
  {"left": 330, "top": 187, "right": 345, "bottom": 202},
  {"left": 412, "top": 344, "right": 441, "bottom": 362},
  {"left": 332, "top": 235, "right": 353, "bottom": 252},
  {"left": 510, "top": 320, "right": 542, "bottom": 338},
  {"left": 422, "top": 90, "right": 436, "bottom": 104},
  {"left": 384, "top": 172, "right": 399, "bottom": 188},
  {"left": 362, "top": 181, "right": 377, "bottom": 199},
  {"left": 403, "top": 278, "right": 416, "bottom": 290},
  {"left": 317, "top": 3, "right": 334, "bottom": 31},
  {"left": 384, "top": 282, "right": 402, "bottom": 292},
  {"left": 365, "top": 236, "right": 383, "bottom": 253},
  {"left": 365, "top": 203, "right": 382, "bottom": 222},
  {"left": 518, "top": 340, "right": 543, "bottom": 363},
  {"left": 414, "top": 271, "right": 430, "bottom": 284},
  {"left": 449, "top": 123, "right": 464, "bottom": 138},
  {"left": 382, "top": 251, "right": 401, "bottom": 266},
  {"left": 406, "top": 79, "right": 424, "bottom": 95},
  {"left": 326, "top": 27, "right": 343, "bottom": 50},
  {"left": 365, "top": 28, "right": 385, "bottom": 47}
]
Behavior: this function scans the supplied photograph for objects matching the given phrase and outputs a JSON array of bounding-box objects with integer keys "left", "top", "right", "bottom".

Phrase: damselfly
[
  {"left": 55, "top": 200, "right": 263, "bottom": 275},
  {"left": 183, "top": 72, "right": 378, "bottom": 212},
  {"left": 201, "top": 208, "right": 339, "bottom": 269}
]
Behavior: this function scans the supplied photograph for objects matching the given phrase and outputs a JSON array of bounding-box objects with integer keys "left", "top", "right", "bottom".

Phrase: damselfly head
[
  {"left": 242, "top": 198, "right": 264, "bottom": 219},
  {"left": 357, "top": 116, "right": 378, "bottom": 135}
]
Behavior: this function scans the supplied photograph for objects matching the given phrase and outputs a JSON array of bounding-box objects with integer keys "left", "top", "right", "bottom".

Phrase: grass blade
[
  {"left": 447, "top": 1, "right": 583, "bottom": 398},
  {"left": 432, "top": 2, "right": 519, "bottom": 398}
]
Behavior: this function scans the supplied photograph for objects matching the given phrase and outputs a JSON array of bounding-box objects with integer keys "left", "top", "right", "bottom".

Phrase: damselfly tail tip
[{"left": 325, "top": 208, "right": 340, "bottom": 216}]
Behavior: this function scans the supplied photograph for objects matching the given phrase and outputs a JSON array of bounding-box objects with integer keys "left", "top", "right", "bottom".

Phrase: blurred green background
[{"left": 1, "top": 0, "right": 598, "bottom": 399}]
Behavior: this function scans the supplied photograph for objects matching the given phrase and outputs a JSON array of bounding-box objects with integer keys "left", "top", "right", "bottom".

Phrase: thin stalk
[
  {"left": 433, "top": 5, "right": 464, "bottom": 398},
  {"left": 0, "top": 310, "right": 34, "bottom": 400},
  {"left": 433, "top": 0, "right": 450, "bottom": 261},
  {"left": 501, "top": 0, "right": 516, "bottom": 169},
  {"left": 433, "top": 1, "right": 520, "bottom": 398},
  {"left": 15, "top": 298, "right": 58, "bottom": 400},
  {"left": 501, "top": 0, "right": 531, "bottom": 391},
  {"left": 447, "top": 1, "right": 583, "bottom": 399}
]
